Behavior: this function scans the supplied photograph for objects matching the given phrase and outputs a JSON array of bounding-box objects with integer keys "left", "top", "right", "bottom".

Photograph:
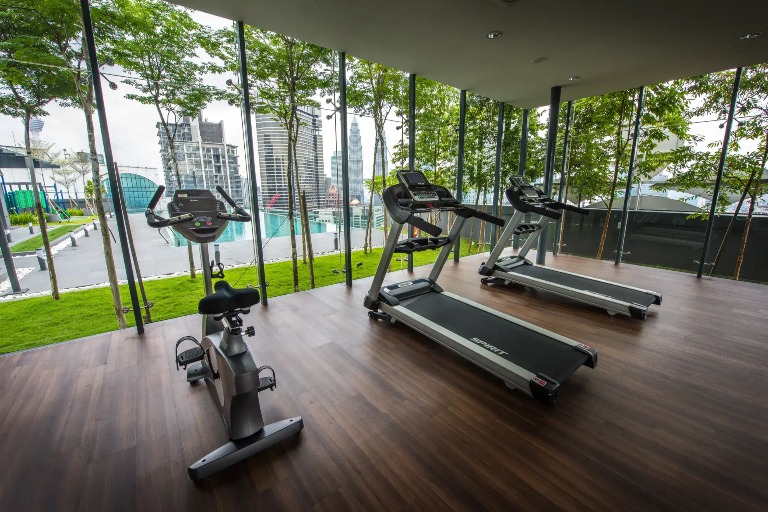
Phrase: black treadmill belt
[
  {"left": 403, "top": 292, "right": 587, "bottom": 384},
  {"left": 509, "top": 264, "right": 657, "bottom": 307}
]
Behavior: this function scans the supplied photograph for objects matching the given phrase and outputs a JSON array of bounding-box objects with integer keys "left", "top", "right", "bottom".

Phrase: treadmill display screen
[{"left": 401, "top": 171, "right": 428, "bottom": 186}]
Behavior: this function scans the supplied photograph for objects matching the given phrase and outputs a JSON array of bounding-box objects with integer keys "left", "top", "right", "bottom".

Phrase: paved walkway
[{"left": 1, "top": 213, "right": 385, "bottom": 297}]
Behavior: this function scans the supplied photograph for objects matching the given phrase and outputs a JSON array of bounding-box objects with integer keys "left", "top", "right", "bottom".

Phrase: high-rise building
[
  {"left": 255, "top": 107, "right": 325, "bottom": 210},
  {"left": 348, "top": 118, "right": 365, "bottom": 202},
  {"left": 372, "top": 131, "right": 388, "bottom": 205},
  {"left": 329, "top": 118, "right": 365, "bottom": 203},
  {"left": 156, "top": 112, "right": 243, "bottom": 201}
]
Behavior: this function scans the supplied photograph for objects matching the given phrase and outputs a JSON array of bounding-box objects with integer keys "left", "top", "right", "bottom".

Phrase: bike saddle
[{"left": 198, "top": 281, "right": 260, "bottom": 315}]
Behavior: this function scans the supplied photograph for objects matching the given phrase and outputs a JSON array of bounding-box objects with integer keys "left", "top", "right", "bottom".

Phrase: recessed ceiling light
[
  {"left": 568, "top": 75, "right": 581, "bottom": 81},
  {"left": 533, "top": 57, "right": 548, "bottom": 64},
  {"left": 740, "top": 31, "right": 763, "bottom": 40},
  {"left": 487, "top": 31, "right": 504, "bottom": 39}
]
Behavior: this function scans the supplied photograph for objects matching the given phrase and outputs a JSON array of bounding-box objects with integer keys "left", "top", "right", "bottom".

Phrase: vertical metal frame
[
  {"left": 536, "top": 86, "right": 561, "bottom": 265},
  {"left": 491, "top": 101, "right": 504, "bottom": 249},
  {"left": 407, "top": 73, "right": 416, "bottom": 272},
  {"left": 514, "top": 109, "right": 530, "bottom": 250},
  {"left": 80, "top": 0, "right": 143, "bottom": 332},
  {"left": 339, "top": 52, "right": 353, "bottom": 286},
  {"left": 553, "top": 100, "right": 573, "bottom": 256},
  {"left": 615, "top": 88, "right": 645, "bottom": 265},
  {"left": 454, "top": 89, "right": 467, "bottom": 263},
  {"left": 697, "top": 67, "right": 743, "bottom": 278},
  {"left": 237, "top": 21, "right": 269, "bottom": 302}
]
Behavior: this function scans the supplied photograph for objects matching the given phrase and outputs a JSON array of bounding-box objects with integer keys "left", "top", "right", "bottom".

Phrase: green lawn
[
  {"left": 10, "top": 217, "right": 97, "bottom": 253},
  {"left": 0, "top": 239, "right": 480, "bottom": 354}
]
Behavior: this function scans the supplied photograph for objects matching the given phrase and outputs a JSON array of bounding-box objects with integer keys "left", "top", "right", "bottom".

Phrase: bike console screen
[{"left": 168, "top": 189, "right": 228, "bottom": 244}]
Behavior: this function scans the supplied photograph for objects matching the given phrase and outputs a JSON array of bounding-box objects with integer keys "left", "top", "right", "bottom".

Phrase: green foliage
[
  {"left": 241, "top": 27, "right": 333, "bottom": 127},
  {"left": 66, "top": 208, "right": 84, "bottom": 216},
  {"left": 9, "top": 212, "right": 37, "bottom": 225},
  {"left": 0, "top": 0, "right": 76, "bottom": 121},
  {"left": 0, "top": 240, "right": 476, "bottom": 354},
  {"left": 84, "top": 179, "right": 94, "bottom": 199}
]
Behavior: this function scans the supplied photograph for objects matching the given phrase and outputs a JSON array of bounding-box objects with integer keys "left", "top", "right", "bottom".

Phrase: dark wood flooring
[{"left": 1, "top": 252, "right": 767, "bottom": 511}]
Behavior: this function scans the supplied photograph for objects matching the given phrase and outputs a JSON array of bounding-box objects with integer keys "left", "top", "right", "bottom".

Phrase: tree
[
  {"left": 14, "top": 0, "right": 129, "bottom": 326},
  {"left": 347, "top": 58, "right": 405, "bottom": 253},
  {"left": 660, "top": 66, "right": 768, "bottom": 279},
  {"left": 240, "top": 27, "right": 332, "bottom": 292},
  {"left": 108, "top": 0, "right": 226, "bottom": 280},
  {"left": 0, "top": 0, "right": 73, "bottom": 300},
  {"left": 559, "top": 83, "right": 693, "bottom": 260}
]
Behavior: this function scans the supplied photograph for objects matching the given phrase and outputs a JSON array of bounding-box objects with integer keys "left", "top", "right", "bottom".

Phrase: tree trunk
[
  {"left": 596, "top": 93, "right": 631, "bottom": 260},
  {"left": 79, "top": 70, "right": 127, "bottom": 328},
  {"left": 157, "top": 105, "right": 196, "bottom": 279},
  {"left": 116, "top": 164, "right": 152, "bottom": 323},
  {"left": 377, "top": 124, "right": 389, "bottom": 240},
  {"left": 286, "top": 109, "right": 300, "bottom": 293},
  {"left": 711, "top": 138, "right": 768, "bottom": 275},
  {"left": 733, "top": 191, "right": 756, "bottom": 281},
  {"left": 24, "top": 112, "right": 59, "bottom": 300},
  {"left": 478, "top": 184, "right": 488, "bottom": 253},
  {"left": 467, "top": 187, "right": 481, "bottom": 253},
  {"left": 364, "top": 152, "right": 377, "bottom": 254},
  {"left": 300, "top": 192, "right": 315, "bottom": 288}
]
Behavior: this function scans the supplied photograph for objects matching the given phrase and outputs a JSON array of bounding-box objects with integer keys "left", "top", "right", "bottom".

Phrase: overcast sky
[
  {"left": 0, "top": 9, "right": 729, "bottom": 192},
  {"left": 0, "top": 10, "right": 404, "bottom": 190}
]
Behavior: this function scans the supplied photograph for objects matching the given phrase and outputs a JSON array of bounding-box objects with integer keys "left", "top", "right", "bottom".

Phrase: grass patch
[
  {"left": 10, "top": 217, "right": 97, "bottom": 253},
  {"left": 0, "top": 238, "right": 477, "bottom": 354}
]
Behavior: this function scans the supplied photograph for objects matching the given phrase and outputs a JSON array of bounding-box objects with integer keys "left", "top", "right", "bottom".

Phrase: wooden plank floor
[{"left": 1, "top": 252, "right": 767, "bottom": 511}]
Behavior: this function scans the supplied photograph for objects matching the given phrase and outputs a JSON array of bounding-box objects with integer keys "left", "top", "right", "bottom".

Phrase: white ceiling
[{"left": 169, "top": 0, "right": 768, "bottom": 108}]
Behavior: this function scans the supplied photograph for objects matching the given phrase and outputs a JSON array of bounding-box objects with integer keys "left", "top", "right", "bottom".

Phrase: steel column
[
  {"left": 514, "top": 109, "right": 530, "bottom": 250},
  {"left": 237, "top": 21, "right": 269, "bottom": 302},
  {"left": 553, "top": 100, "right": 573, "bottom": 256},
  {"left": 536, "top": 86, "right": 561, "bottom": 265},
  {"left": 491, "top": 102, "right": 504, "bottom": 250},
  {"left": 339, "top": 52, "right": 353, "bottom": 286},
  {"left": 615, "top": 88, "right": 645, "bottom": 265},
  {"left": 80, "top": 0, "right": 143, "bottom": 333},
  {"left": 407, "top": 73, "right": 416, "bottom": 272},
  {"left": 697, "top": 68, "right": 743, "bottom": 278},
  {"left": 454, "top": 89, "right": 467, "bottom": 262}
]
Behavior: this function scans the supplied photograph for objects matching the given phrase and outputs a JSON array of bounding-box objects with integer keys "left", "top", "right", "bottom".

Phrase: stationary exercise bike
[{"left": 145, "top": 185, "right": 303, "bottom": 481}]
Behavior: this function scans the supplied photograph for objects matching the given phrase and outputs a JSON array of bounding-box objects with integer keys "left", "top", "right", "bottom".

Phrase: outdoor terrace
[{"left": 1, "top": 252, "right": 766, "bottom": 510}]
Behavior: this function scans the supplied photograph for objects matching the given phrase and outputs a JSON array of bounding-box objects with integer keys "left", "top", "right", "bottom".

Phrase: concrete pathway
[{"left": 1, "top": 213, "right": 385, "bottom": 297}]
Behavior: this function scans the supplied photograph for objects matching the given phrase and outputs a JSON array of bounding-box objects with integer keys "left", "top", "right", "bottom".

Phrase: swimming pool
[{"left": 169, "top": 210, "right": 332, "bottom": 245}]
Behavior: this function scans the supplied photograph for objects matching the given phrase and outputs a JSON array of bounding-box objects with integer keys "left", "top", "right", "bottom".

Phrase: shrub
[
  {"left": 66, "top": 208, "right": 85, "bottom": 217},
  {"left": 9, "top": 212, "right": 37, "bottom": 226}
]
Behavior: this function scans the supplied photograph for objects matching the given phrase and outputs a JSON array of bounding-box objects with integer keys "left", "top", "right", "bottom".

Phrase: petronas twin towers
[{"left": 331, "top": 117, "right": 381, "bottom": 204}]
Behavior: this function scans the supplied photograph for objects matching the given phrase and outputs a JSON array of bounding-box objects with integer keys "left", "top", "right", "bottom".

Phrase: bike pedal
[
  {"left": 257, "top": 376, "right": 276, "bottom": 392},
  {"left": 177, "top": 347, "right": 205, "bottom": 368}
]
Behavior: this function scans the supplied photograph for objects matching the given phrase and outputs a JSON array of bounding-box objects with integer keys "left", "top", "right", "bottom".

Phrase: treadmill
[
  {"left": 364, "top": 170, "right": 597, "bottom": 406},
  {"left": 479, "top": 176, "right": 662, "bottom": 319}
]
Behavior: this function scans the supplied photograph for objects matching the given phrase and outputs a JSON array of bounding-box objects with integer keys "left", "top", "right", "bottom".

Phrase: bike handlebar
[
  {"left": 145, "top": 185, "right": 251, "bottom": 228},
  {"left": 216, "top": 185, "right": 251, "bottom": 222},
  {"left": 148, "top": 185, "right": 165, "bottom": 210}
]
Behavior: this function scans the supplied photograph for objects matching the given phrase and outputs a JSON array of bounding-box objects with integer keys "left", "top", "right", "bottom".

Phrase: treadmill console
[
  {"left": 506, "top": 176, "right": 553, "bottom": 213},
  {"left": 396, "top": 170, "right": 441, "bottom": 203},
  {"left": 167, "top": 189, "right": 228, "bottom": 244},
  {"left": 509, "top": 176, "right": 546, "bottom": 200}
]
